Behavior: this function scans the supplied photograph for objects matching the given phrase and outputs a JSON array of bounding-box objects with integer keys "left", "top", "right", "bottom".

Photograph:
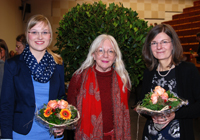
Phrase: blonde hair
[
  {"left": 26, "top": 14, "right": 63, "bottom": 65},
  {"left": 75, "top": 34, "right": 131, "bottom": 91}
]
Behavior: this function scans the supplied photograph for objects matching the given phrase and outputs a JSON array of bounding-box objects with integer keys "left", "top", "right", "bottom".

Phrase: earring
[{"left": 113, "top": 62, "right": 115, "bottom": 68}]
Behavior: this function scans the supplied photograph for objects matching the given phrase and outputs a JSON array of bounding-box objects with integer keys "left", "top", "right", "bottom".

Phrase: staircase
[{"left": 162, "top": 0, "right": 200, "bottom": 72}]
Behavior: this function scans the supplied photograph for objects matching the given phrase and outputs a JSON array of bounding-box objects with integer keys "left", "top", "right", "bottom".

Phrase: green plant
[{"left": 55, "top": 1, "right": 152, "bottom": 88}]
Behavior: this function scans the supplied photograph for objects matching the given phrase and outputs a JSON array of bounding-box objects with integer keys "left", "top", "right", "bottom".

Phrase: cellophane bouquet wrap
[
  {"left": 136, "top": 86, "right": 189, "bottom": 116},
  {"left": 36, "top": 99, "right": 80, "bottom": 129}
]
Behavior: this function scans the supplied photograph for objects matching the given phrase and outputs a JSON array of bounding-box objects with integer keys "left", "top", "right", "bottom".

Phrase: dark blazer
[
  {"left": 0, "top": 54, "right": 66, "bottom": 139},
  {"left": 139, "top": 61, "right": 200, "bottom": 140},
  {"left": 196, "top": 43, "right": 200, "bottom": 62},
  {"left": 0, "top": 59, "right": 4, "bottom": 97}
]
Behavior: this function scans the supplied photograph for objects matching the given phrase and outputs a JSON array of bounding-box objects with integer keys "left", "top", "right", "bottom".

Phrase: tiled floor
[{"left": 129, "top": 90, "right": 200, "bottom": 140}]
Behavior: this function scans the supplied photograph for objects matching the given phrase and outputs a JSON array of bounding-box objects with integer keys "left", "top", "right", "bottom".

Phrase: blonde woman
[
  {"left": 0, "top": 15, "right": 66, "bottom": 139},
  {"left": 67, "top": 34, "right": 131, "bottom": 140}
]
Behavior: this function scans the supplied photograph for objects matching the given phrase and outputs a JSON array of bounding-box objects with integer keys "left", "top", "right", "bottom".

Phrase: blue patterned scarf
[{"left": 22, "top": 45, "right": 56, "bottom": 83}]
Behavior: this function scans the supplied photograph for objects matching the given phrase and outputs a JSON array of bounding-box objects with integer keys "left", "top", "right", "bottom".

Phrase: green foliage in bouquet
[
  {"left": 55, "top": 1, "right": 152, "bottom": 88},
  {"left": 39, "top": 105, "right": 77, "bottom": 128},
  {"left": 141, "top": 90, "right": 181, "bottom": 111},
  {"left": 70, "top": 106, "right": 78, "bottom": 119}
]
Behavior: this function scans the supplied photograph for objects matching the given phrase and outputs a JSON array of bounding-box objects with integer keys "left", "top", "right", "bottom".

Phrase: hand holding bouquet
[
  {"left": 136, "top": 86, "right": 188, "bottom": 130},
  {"left": 136, "top": 86, "right": 188, "bottom": 115},
  {"left": 36, "top": 99, "right": 80, "bottom": 136}
]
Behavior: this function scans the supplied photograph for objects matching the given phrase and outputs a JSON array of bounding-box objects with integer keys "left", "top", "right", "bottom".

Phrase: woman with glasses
[
  {"left": 140, "top": 24, "right": 200, "bottom": 140},
  {"left": 67, "top": 34, "right": 132, "bottom": 140},
  {"left": 0, "top": 15, "right": 66, "bottom": 139}
]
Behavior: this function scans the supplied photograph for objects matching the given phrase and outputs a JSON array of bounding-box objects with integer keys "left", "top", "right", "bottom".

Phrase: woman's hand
[
  {"left": 152, "top": 112, "right": 175, "bottom": 129},
  {"left": 53, "top": 126, "right": 65, "bottom": 137}
]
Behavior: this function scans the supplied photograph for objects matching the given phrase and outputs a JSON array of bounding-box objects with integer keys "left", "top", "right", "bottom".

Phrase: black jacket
[
  {"left": 196, "top": 43, "right": 200, "bottom": 62},
  {"left": 139, "top": 61, "right": 200, "bottom": 140}
]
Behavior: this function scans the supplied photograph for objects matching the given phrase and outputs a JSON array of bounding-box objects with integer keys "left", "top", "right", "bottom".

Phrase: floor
[{"left": 129, "top": 90, "right": 145, "bottom": 140}]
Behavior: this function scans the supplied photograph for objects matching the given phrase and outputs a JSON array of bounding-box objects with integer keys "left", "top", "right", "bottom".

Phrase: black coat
[
  {"left": 139, "top": 61, "right": 200, "bottom": 140},
  {"left": 196, "top": 43, "right": 200, "bottom": 62}
]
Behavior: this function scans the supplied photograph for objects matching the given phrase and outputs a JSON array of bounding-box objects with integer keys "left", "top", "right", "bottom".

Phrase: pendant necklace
[{"left": 157, "top": 64, "right": 174, "bottom": 77}]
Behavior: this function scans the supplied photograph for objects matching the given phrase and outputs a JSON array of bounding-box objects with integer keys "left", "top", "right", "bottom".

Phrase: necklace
[{"left": 157, "top": 64, "right": 174, "bottom": 77}]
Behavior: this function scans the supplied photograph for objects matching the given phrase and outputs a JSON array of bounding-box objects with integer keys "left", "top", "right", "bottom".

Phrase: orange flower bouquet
[
  {"left": 36, "top": 99, "right": 80, "bottom": 129},
  {"left": 136, "top": 86, "right": 188, "bottom": 116}
]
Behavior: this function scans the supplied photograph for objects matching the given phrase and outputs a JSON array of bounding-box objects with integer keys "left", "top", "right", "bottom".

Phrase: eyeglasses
[
  {"left": 16, "top": 44, "right": 23, "bottom": 48},
  {"left": 151, "top": 40, "right": 171, "bottom": 47},
  {"left": 96, "top": 48, "right": 116, "bottom": 57},
  {"left": 16, "top": 45, "right": 21, "bottom": 48},
  {"left": 28, "top": 31, "right": 50, "bottom": 36}
]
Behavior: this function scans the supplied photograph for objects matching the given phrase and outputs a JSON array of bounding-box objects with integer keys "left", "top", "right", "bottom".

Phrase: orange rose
[
  {"left": 47, "top": 100, "right": 58, "bottom": 109},
  {"left": 151, "top": 93, "right": 159, "bottom": 104},
  {"left": 154, "top": 86, "right": 165, "bottom": 96},
  {"left": 161, "top": 92, "right": 168, "bottom": 101},
  {"left": 58, "top": 99, "right": 68, "bottom": 109}
]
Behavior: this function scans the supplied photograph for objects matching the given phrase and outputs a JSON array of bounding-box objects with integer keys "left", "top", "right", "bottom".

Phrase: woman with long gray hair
[{"left": 67, "top": 34, "right": 132, "bottom": 140}]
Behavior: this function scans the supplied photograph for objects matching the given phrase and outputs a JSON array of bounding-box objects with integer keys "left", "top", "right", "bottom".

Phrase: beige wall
[
  {"left": 0, "top": 0, "right": 53, "bottom": 52},
  {"left": 51, "top": 0, "right": 195, "bottom": 50},
  {"left": 0, "top": 0, "right": 196, "bottom": 52},
  {"left": 0, "top": 0, "right": 23, "bottom": 52}
]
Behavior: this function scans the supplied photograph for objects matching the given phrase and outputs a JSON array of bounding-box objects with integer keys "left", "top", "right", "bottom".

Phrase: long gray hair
[{"left": 75, "top": 34, "right": 131, "bottom": 91}]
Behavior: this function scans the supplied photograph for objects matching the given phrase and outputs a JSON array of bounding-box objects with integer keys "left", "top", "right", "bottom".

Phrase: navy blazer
[{"left": 0, "top": 54, "right": 66, "bottom": 139}]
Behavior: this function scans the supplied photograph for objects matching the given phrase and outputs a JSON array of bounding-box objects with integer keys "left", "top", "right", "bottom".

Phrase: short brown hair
[
  {"left": 16, "top": 34, "right": 27, "bottom": 47},
  {"left": 142, "top": 24, "right": 185, "bottom": 70}
]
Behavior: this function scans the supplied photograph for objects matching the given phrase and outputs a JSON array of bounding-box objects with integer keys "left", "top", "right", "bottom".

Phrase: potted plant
[{"left": 55, "top": 1, "right": 152, "bottom": 88}]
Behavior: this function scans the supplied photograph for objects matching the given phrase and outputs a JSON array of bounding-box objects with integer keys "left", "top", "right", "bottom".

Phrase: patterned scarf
[
  {"left": 75, "top": 66, "right": 131, "bottom": 140},
  {"left": 22, "top": 45, "right": 56, "bottom": 83}
]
